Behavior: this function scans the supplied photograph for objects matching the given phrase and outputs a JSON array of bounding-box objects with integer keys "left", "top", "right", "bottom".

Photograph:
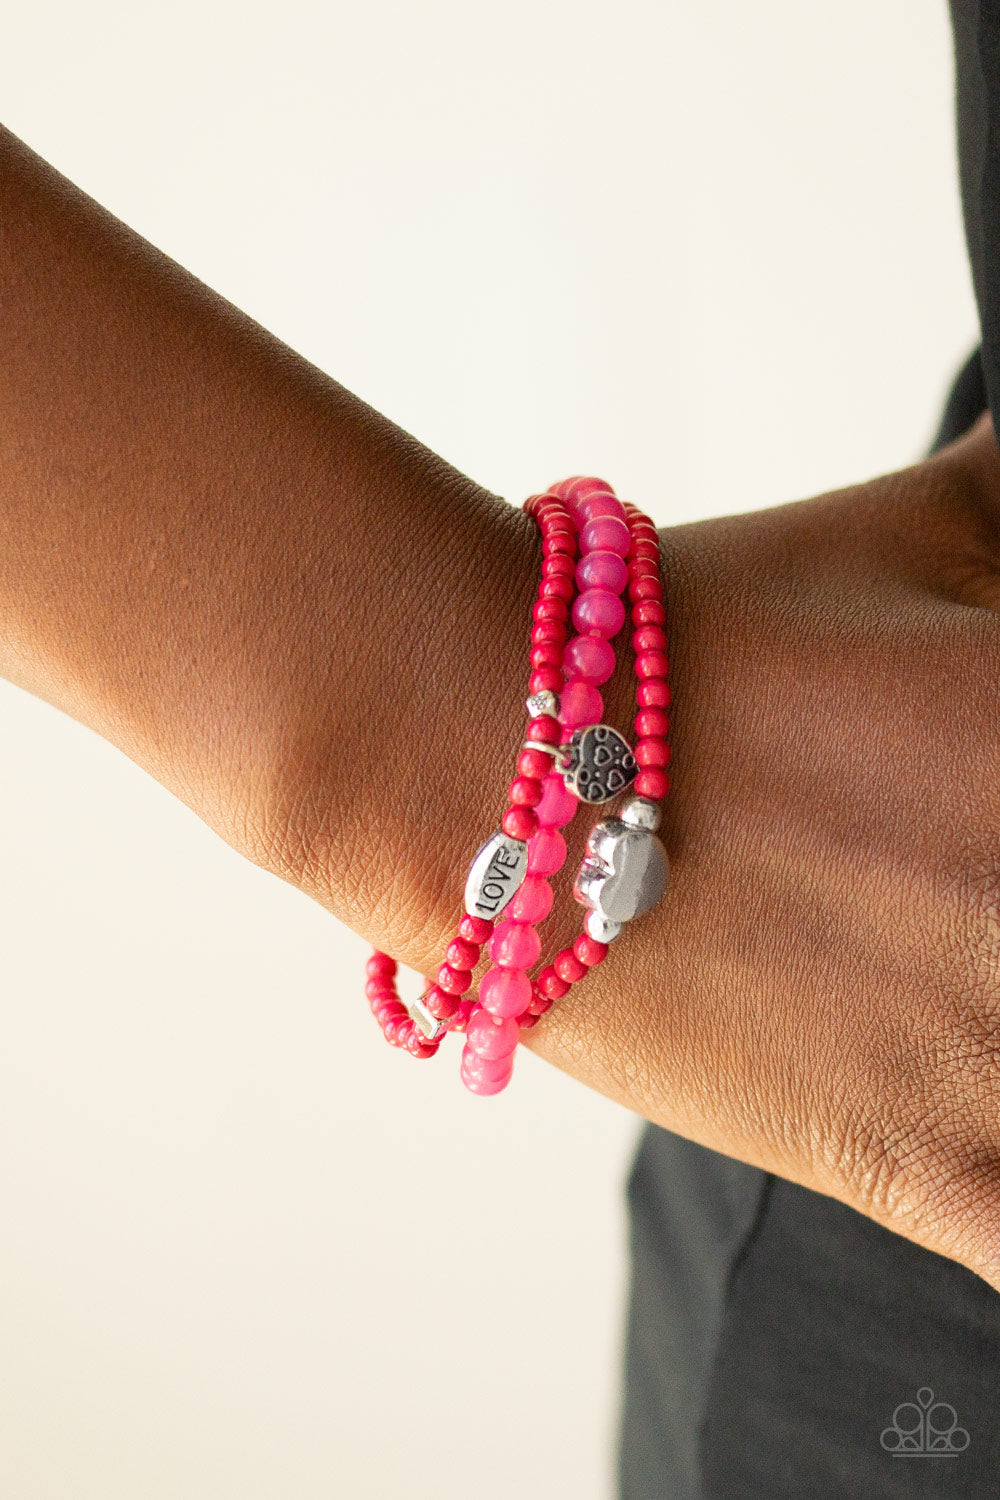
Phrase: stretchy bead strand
[
  {"left": 525, "top": 500, "right": 670, "bottom": 1022},
  {"left": 461, "top": 477, "right": 633, "bottom": 1095},
  {"left": 366, "top": 492, "right": 577, "bottom": 1059}
]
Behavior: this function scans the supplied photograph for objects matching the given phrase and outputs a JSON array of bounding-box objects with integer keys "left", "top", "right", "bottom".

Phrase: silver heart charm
[
  {"left": 560, "top": 723, "right": 638, "bottom": 804},
  {"left": 573, "top": 815, "right": 668, "bottom": 924}
]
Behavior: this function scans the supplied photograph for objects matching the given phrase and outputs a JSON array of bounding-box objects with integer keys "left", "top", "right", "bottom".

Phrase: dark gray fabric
[{"left": 617, "top": 9, "right": 1000, "bottom": 1494}]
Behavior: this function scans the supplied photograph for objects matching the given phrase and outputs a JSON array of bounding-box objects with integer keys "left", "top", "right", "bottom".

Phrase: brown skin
[{"left": 3, "top": 125, "right": 1000, "bottom": 1286}]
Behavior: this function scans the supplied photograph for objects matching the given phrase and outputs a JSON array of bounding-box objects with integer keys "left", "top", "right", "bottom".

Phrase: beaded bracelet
[
  {"left": 365, "top": 484, "right": 622, "bottom": 1059},
  {"left": 366, "top": 478, "right": 670, "bottom": 1096}
]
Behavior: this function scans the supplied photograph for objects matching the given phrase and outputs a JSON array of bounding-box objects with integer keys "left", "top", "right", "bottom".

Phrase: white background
[{"left": 0, "top": 3, "right": 979, "bottom": 1497}]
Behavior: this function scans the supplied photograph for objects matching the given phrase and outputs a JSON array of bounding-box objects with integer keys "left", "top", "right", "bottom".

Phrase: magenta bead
[
  {"left": 466, "top": 1009, "right": 521, "bottom": 1060},
  {"left": 461, "top": 1047, "right": 514, "bottom": 1094},
  {"left": 576, "top": 549, "right": 628, "bottom": 594},
  {"left": 490, "top": 920, "right": 542, "bottom": 970},
  {"left": 581, "top": 516, "right": 630, "bottom": 556},
  {"left": 506, "top": 874, "right": 554, "bottom": 924},
  {"left": 526, "top": 827, "right": 567, "bottom": 874},
  {"left": 559, "top": 680, "right": 603, "bottom": 729},
  {"left": 572, "top": 588, "right": 626, "bottom": 639},
  {"left": 479, "top": 965, "right": 533, "bottom": 1018},
  {"left": 534, "top": 776, "right": 578, "bottom": 829},
  {"left": 579, "top": 493, "right": 627, "bottom": 523},
  {"left": 562, "top": 634, "right": 616, "bottom": 685}
]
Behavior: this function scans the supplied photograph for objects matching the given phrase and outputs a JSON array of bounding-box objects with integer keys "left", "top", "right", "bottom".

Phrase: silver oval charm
[
  {"left": 561, "top": 724, "right": 638, "bottom": 804},
  {"left": 573, "top": 816, "right": 668, "bottom": 924},
  {"left": 464, "top": 831, "right": 528, "bottom": 920}
]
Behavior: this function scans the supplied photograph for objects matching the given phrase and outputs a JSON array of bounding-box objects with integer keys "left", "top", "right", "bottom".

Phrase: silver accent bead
[
  {"left": 526, "top": 689, "right": 559, "bottom": 720},
  {"left": 560, "top": 723, "right": 638, "bottom": 804},
  {"left": 464, "top": 831, "right": 529, "bottom": 920},
  {"left": 585, "top": 909, "right": 622, "bottom": 944},
  {"left": 409, "top": 993, "right": 447, "bottom": 1042},
  {"left": 573, "top": 816, "right": 669, "bottom": 924},
  {"left": 620, "top": 797, "right": 662, "bottom": 833}
]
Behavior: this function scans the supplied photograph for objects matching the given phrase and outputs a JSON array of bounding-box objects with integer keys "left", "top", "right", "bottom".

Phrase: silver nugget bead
[
  {"left": 526, "top": 689, "right": 559, "bottom": 720},
  {"left": 574, "top": 815, "right": 669, "bottom": 925},
  {"left": 620, "top": 797, "right": 662, "bottom": 833},
  {"left": 585, "top": 909, "right": 623, "bottom": 944}
]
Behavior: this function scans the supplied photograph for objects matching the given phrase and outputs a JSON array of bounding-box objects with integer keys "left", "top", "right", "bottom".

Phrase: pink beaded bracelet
[
  {"left": 365, "top": 487, "right": 607, "bottom": 1058},
  {"left": 366, "top": 478, "right": 671, "bottom": 1097}
]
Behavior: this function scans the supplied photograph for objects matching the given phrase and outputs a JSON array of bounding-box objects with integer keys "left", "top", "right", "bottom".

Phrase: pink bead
[
  {"left": 466, "top": 1009, "right": 521, "bottom": 1060},
  {"left": 579, "top": 494, "right": 627, "bottom": 524},
  {"left": 502, "top": 806, "right": 537, "bottom": 841},
  {"left": 458, "top": 914, "right": 493, "bottom": 945},
  {"left": 637, "top": 679, "right": 671, "bottom": 709},
  {"left": 366, "top": 952, "right": 396, "bottom": 980},
  {"left": 563, "top": 634, "right": 615, "bottom": 685},
  {"left": 437, "top": 962, "right": 473, "bottom": 994},
  {"left": 506, "top": 874, "right": 554, "bottom": 924},
  {"left": 581, "top": 516, "right": 631, "bottom": 556},
  {"left": 636, "top": 650, "right": 670, "bottom": 680},
  {"left": 558, "top": 680, "right": 603, "bottom": 729},
  {"left": 635, "top": 768, "right": 668, "bottom": 799},
  {"left": 572, "top": 588, "right": 626, "bottom": 639},
  {"left": 562, "top": 475, "right": 613, "bottom": 505},
  {"left": 479, "top": 965, "right": 533, "bottom": 1018},
  {"left": 490, "top": 920, "right": 541, "bottom": 970},
  {"left": 526, "top": 827, "right": 567, "bottom": 874},
  {"left": 534, "top": 776, "right": 578, "bottom": 829},
  {"left": 636, "top": 736, "right": 670, "bottom": 768},
  {"left": 632, "top": 599, "right": 666, "bottom": 627},
  {"left": 576, "top": 550, "right": 628, "bottom": 594},
  {"left": 460, "top": 1049, "right": 514, "bottom": 1095},
  {"left": 445, "top": 937, "right": 478, "bottom": 971}
]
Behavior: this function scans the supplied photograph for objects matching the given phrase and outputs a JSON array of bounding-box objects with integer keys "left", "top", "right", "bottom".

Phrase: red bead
[
  {"left": 554, "top": 948, "right": 588, "bottom": 983},
  {"left": 503, "top": 806, "right": 538, "bottom": 840},
  {"left": 629, "top": 575, "right": 662, "bottom": 603},
  {"left": 437, "top": 962, "right": 473, "bottom": 995},
  {"left": 365, "top": 977, "right": 396, "bottom": 1000},
  {"left": 628, "top": 557, "right": 658, "bottom": 579},
  {"left": 632, "top": 599, "right": 666, "bottom": 627},
  {"left": 525, "top": 715, "right": 561, "bottom": 744},
  {"left": 424, "top": 984, "right": 460, "bottom": 1022},
  {"left": 458, "top": 915, "right": 493, "bottom": 945},
  {"left": 636, "top": 736, "right": 670, "bottom": 768},
  {"left": 537, "top": 966, "right": 570, "bottom": 1000},
  {"left": 532, "top": 620, "right": 565, "bottom": 644},
  {"left": 635, "top": 768, "right": 668, "bottom": 799},
  {"left": 448, "top": 999, "right": 475, "bottom": 1033},
  {"left": 530, "top": 643, "right": 563, "bottom": 670},
  {"left": 573, "top": 933, "right": 609, "bottom": 967},
  {"left": 527, "top": 985, "right": 552, "bottom": 1016},
  {"left": 534, "top": 598, "right": 568, "bottom": 624},
  {"left": 630, "top": 539, "right": 661, "bottom": 562},
  {"left": 529, "top": 667, "right": 563, "bottom": 695},
  {"left": 368, "top": 988, "right": 394, "bottom": 1012},
  {"left": 385, "top": 1014, "right": 411, "bottom": 1047},
  {"left": 636, "top": 650, "right": 670, "bottom": 680},
  {"left": 543, "top": 539, "right": 576, "bottom": 564},
  {"left": 629, "top": 519, "right": 658, "bottom": 540},
  {"left": 518, "top": 1010, "right": 540, "bottom": 1030},
  {"left": 445, "top": 937, "right": 478, "bottom": 971},
  {"left": 509, "top": 774, "right": 543, "bottom": 807},
  {"left": 633, "top": 625, "right": 667, "bottom": 654},
  {"left": 374, "top": 1000, "right": 400, "bottom": 1027},
  {"left": 366, "top": 953, "right": 397, "bottom": 980},
  {"left": 637, "top": 679, "right": 671, "bottom": 709},
  {"left": 518, "top": 747, "right": 554, "bottom": 780},
  {"left": 541, "top": 575, "right": 574, "bottom": 601},
  {"left": 405, "top": 1028, "right": 438, "bottom": 1058},
  {"left": 635, "top": 707, "right": 669, "bottom": 738}
]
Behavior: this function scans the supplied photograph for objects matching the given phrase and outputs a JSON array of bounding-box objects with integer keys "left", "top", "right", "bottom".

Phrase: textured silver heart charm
[
  {"left": 560, "top": 723, "right": 638, "bottom": 804},
  {"left": 573, "top": 808, "right": 669, "bottom": 924}
]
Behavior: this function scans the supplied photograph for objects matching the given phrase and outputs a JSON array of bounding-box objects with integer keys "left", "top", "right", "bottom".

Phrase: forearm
[{"left": 0, "top": 124, "right": 547, "bottom": 947}]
